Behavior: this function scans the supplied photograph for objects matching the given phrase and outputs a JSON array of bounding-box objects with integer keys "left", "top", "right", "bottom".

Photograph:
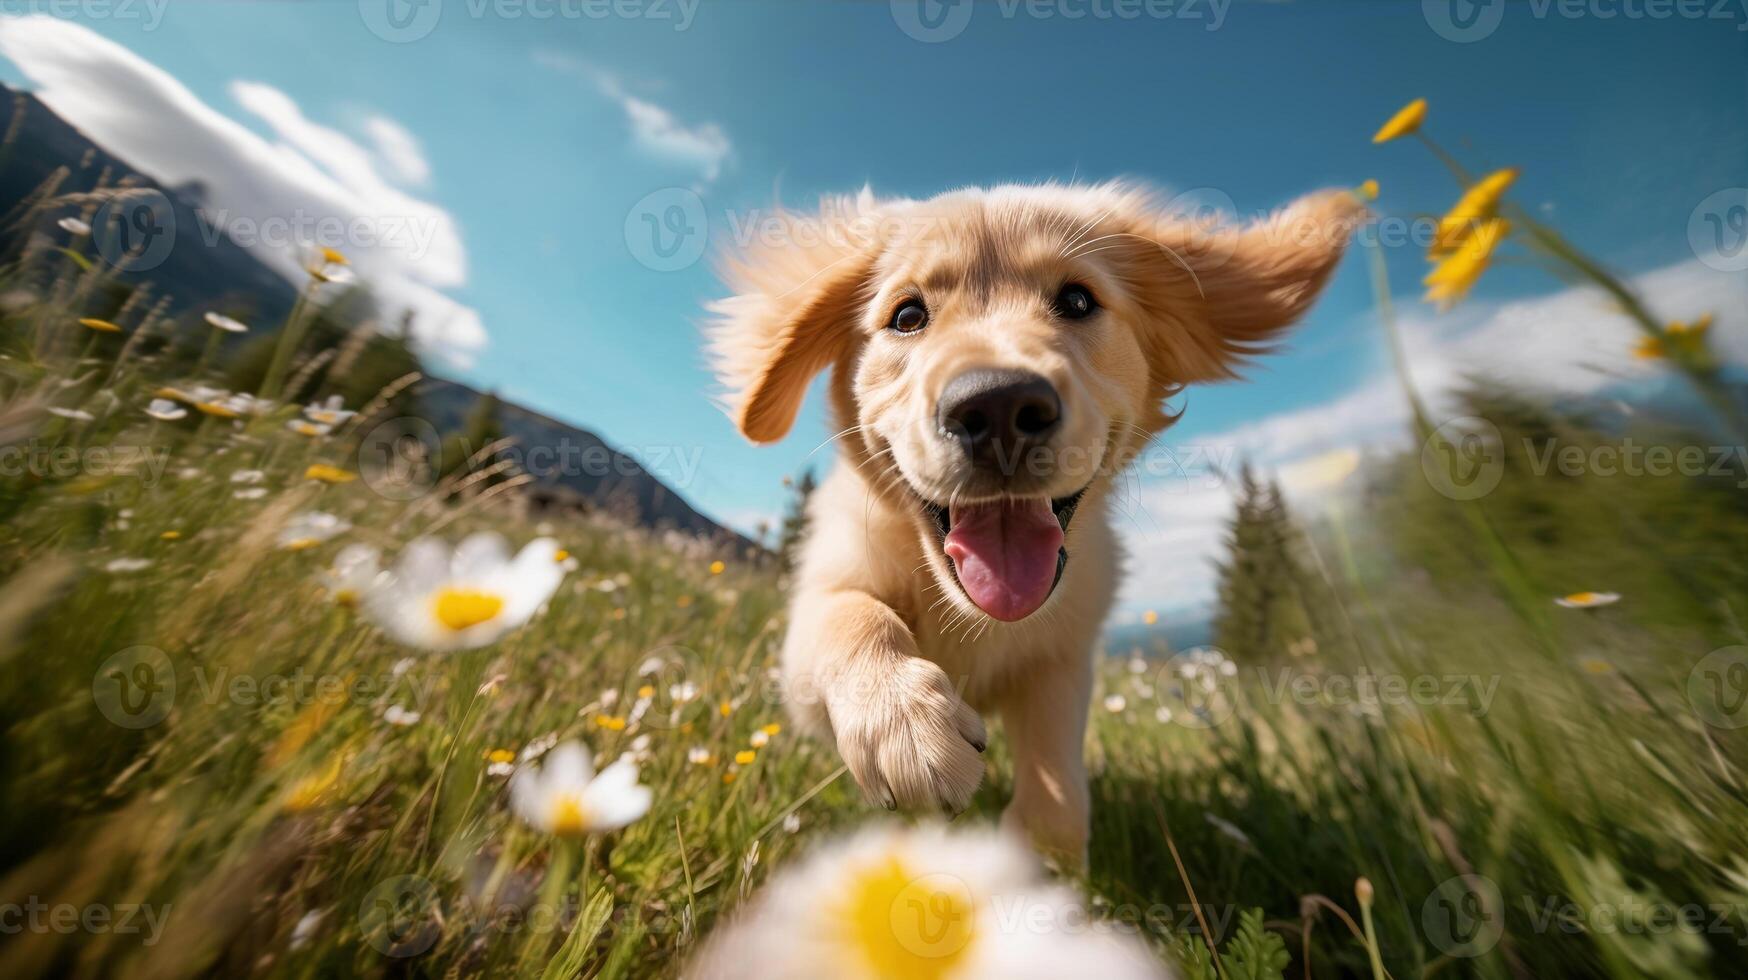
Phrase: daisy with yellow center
[
  {"left": 685, "top": 824, "right": 1166, "bottom": 979},
  {"left": 145, "top": 398, "right": 188, "bottom": 421},
  {"left": 196, "top": 400, "right": 243, "bottom": 419},
  {"left": 302, "top": 394, "right": 355, "bottom": 427},
  {"left": 319, "top": 543, "right": 380, "bottom": 607},
  {"left": 1371, "top": 98, "right": 1427, "bottom": 144},
  {"left": 362, "top": 533, "right": 565, "bottom": 651},
  {"left": 277, "top": 511, "right": 352, "bottom": 550},
  {"left": 510, "top": 741, "right": 651, "bottom": 838},
  {"left": 1555, "top": 591, "right": 1621, "bottom": 609}
]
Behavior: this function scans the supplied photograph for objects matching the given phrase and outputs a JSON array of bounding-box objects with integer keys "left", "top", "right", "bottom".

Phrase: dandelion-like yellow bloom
[
  {"left": 761, "top": 722, "right": 782, "bottom": 737},
  {"left": 78, "top": 317, "right": 122, "bottom": 333},
  {"left": 1355, "top": 179, "right": 1380, "bottom": 202},
  {"left": 722, "top": 772, "right": 737, "bottom": 784},
  {"left": 1431, "top": 168, "right": 1519, "bottom": 256},
  {"left": 160, "top": 530, "right": 181, "bottom": 540},
  {"left": 283, "top": 757, "right": 344, "bottom": 812},
  {"left": 1424, "top": 218, "right": 1511, "bottom": 309},
  {"left": 709, "top": 560, "right": 726, "bottom": 575},
  {"left": 719, "top": 700, "right": 733, "bottom": 717},
  {"left": 1371, "top": 98, "right": 1427, "bottom": 144},
  {"left": 1142, "top": 610, "right": 1159, "bottom": 626},
  {"left": 734, "top": 749, "right": 757, "bottom": 765},
  {"left": 304, "top": 463, "right": 358, "bottom": 484},
  {"left": 840, "top": 856, "right": 974, "bottom": 980},
  {"left": 594, "top": 714, "right": 628, "bottom": 731},
  {"left": 1637, "top": 312, "right": 1715, "bottom": 361}
]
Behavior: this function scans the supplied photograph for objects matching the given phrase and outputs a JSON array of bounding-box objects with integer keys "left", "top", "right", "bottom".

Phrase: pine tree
[
  {"left": 775, "top": 468, "right": 818, "bottom": 571},
  {"left": 1213, "top": 463, "right": 1326, "bottom": 661}
]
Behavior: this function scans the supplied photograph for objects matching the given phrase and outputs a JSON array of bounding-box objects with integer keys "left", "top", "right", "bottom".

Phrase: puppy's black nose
[{"left": 938, "top": 369, "right": 1062, "bottom": 471}]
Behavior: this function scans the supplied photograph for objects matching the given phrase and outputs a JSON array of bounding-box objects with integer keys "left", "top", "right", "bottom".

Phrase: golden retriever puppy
[{"left": 708, "top": 182, "right": 1361, "bottom": 863}]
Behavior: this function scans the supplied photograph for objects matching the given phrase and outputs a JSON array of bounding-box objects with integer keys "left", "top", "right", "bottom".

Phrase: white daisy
[
  {"left": 1555, "top": 591, "right": 1621, "bottom": 609},
  {"left": 320, "top": 543, "right": 382, "bottom": 606},
  {"left": 383, "top": 705, "right": 421, "bottom": 726},
  {"left": 278, "top": 511, "right": 352, "bottom": 550},
  {"left": 670, "top": 680, "right": 700, "bottom": 704},
  {"left": 362, "top": 533, "right": 565, "bottom": 651},
  {"left": 509, "top": 741, "right": 652, "bottom": 837},
  {"left": 303, "top": 394, "right": 355, "bottom": 427},
  {"left": 47, "top": 407, "right": 94, "bottom": 422},
  {"left": 203, "top": 312, "right": 249, "bottom": 333},
  {"left": 686, "top": 823, "right": 1166, "bottom": 979},
  {"left": 145, "top": 398, "right": 188, "bottom": 421}
]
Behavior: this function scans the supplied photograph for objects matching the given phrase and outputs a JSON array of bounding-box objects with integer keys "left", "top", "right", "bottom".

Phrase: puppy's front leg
[
  {"left": 785, "top": 589, "right": 987, "bottom": 813},
  {"left": 1000, "top": 659, "right": 1093, "bottom": 867}
]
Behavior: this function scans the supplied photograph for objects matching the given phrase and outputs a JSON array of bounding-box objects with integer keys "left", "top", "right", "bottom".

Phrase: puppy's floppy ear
[
  {"left": 707, "top": 200, "right": 880, "bottom": 444},
  {"left": 1121, "top": 189, "right": 1365, "bottom": 395}
]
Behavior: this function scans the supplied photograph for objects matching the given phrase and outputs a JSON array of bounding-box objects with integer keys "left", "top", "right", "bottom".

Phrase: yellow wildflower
[
  {"left": 78, "top": 317, "right": 122, "bottom": 333},
  {"left": 761, "top": 722, "right": 782, "bottom": 737},
  {"left": 1371, "top": 98, "right": 1427, "bottom": 144},
  {"left": 594, "top": 714, "right": 628, "bottom": 731},
  {"left": 709, "top": 560, "right": 726, "bottom": 575},
  {"left": 159, "top": 530, "right": 181, "bottom": 540},
  {"left": 1355, "top": 179, "right": 1379, "bottom": 202},
  {"left": 735, "top": 749, "right": 757, "bottom": 765},
  {"left": 304, "top": 464, "right": 358, "bottom": 484},
  {"left": 1431, "top": 168, "right": 1519, "bottom": 256},
  {"left": 1424, "top": 218, "right": 1511, "bottom": 309}
]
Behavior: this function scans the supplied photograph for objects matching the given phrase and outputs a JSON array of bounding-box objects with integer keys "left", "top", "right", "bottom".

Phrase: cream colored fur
[{"left": 706, "top": 182, "right": 1361, "bottom": 864}]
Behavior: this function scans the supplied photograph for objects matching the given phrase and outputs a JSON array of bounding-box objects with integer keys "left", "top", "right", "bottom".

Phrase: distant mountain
[
  {"left": 1, "top": 87, "right": 298, "bottom": 326},
  {"left": 1, "top": 84, "right": 754, "bottom": 551},
  {"left": 416, "top": 376, "right": 758, "bottom": 550}
]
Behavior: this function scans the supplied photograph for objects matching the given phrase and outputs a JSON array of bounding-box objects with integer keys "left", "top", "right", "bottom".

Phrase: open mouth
[{"left": 918, "top": 490, "right": 1085, "bottom": 623}]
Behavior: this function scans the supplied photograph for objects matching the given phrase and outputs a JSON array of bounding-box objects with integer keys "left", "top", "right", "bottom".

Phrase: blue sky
[{"left": 2, "top": 2, "right": 1744, "bottom": 620}]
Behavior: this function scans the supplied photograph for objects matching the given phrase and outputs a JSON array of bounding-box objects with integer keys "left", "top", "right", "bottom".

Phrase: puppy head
[{"left": 709, "top": 183, "right": 1361, "bottom": 623}]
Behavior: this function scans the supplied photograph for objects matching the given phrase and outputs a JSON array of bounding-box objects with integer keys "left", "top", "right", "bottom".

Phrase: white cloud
[
  {"left": 363, "top": 115, "right": 431, "bottom": 186},
  {"left": 0, "top": 16, "right": 485, "bottom": 364},
  {"left": 534, "top": 50, "right": 730, "bottom": 185},
  {"left": 1116, "top": 258, "right": 1746, "bottom": 615}
]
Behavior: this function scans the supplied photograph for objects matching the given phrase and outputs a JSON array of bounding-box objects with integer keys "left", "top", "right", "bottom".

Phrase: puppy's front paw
[{"left": 827, "top": 657, "right": 986, "bottom": 814}]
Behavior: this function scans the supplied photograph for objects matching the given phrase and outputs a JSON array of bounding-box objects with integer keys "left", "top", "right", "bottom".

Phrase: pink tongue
[{"left": 943, "top": 499, "right": 1064, "bottom": 622}]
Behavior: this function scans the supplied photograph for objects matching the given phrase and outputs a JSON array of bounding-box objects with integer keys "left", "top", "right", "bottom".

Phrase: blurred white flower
[
  {"left": 203, "top": 311, "right": 249, "bottom": 333},
  {"left": 57, "top": 216, "right": 91, "bottom": 235},
  {"left": 688, "top": 746, "right": 713, "bottom": 765},
  {"left": 363, "top": 533, "right": 565, "bottom": 651},
  {"left": 145, "top": 398, "right": 187, "bottom": 421},
  {"left": 1103, "top": 694, "right": 1127, "bottom": 714},
  {"left": 289, "top": 909, "right": 325, "bottom": 951},
  {"left": 687, "top": 823, "right": 1166, "bottom": 979},
  {"left": 1555, "top": 591, "right": 1621, "bottom": 609},
  {"left": 321, "top": 544, "right": 382, "bottom": 606},
  {"left": 1154, "top": 706, "right": 1174, "bottom": 724},
  {"left": 1127, "top": 656, "right": 1147, "bottom": 675},
  {"left": 233, "top": 488, "right": 268, "bottom": 500},
  {"left": 383, "top": 704, "right": 421, "bottom": 726},
  {"left": 510, "top": 741, "right": 651, "bottom": 837},
  {"left": 670, "top": 680, "right": 699, "bottom": 704},
  {"left": 278, "top": 511, "right": 352, "bottom": 550},
  {"left": 750, "top": 729, "right": 770, "bottom": 748},
  {"left": 104, "top": 558, "right": 152, "bottom": 573},
  {"left": 47, "top": 407, "right": 94, "bottom": 422},
  {"left": 303, "top": 394, "right": 355, "bottom": 427},
  {"left": 231, "top": 469, "right": 266, "bottom": 485},
  {"left": 781, "top": 812, "right": 802, "bottom": 834},
  {"left": 287, "top": 419, "right": 332, "bottom": 438}
]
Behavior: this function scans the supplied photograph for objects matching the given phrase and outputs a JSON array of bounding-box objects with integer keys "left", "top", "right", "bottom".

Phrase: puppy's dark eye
[
  {"left": 1053, "top": 284, "right": 1097, "bottom": 320},
  {"left": 890, "top": 299, "right": 929, "bottom": 334}
]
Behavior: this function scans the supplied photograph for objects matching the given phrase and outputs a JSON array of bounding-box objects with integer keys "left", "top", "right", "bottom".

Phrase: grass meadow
[{"left": 4, "top": 100, "right": 1748, "bottom": 979}]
